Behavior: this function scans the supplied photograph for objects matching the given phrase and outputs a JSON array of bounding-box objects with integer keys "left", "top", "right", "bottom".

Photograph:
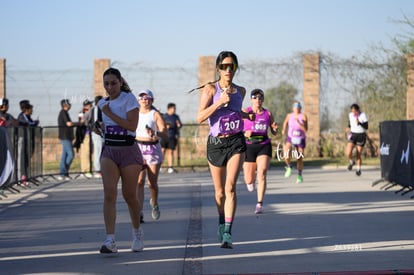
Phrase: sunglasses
[
  {"left": 218, "top": 63, "right": 237, "bottom": 72},
  {"left": 139, "top": 96, "right": 152, "bottom": 101},
  {"left": 251, "top": 95, "right": 264, "bottom": 100}
]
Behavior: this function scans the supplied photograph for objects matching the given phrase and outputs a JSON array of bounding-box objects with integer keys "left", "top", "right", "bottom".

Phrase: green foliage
[{"left": 264, "top": 81, "right": 299, "bottom": 125}]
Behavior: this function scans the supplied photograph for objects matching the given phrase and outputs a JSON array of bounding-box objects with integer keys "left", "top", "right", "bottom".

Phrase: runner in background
[
  {"left": 346, "top": 103, "right": 368, "bottom": 176},
  {"left": 84, "top": 95, "right": 104, "bottom": 178},
  {"left": 243, "top": 89, "right": 278, "bottom": 214},
  {"left": 135, "top": 89, "right": 167, "bottom": 222},
  {"left": 281, "top": 101, "right": 308, "bottom": 183},
  {"left": 197, "top": 51, "right": 254, "bottom": 249},
  {"left": 161, "top": 103, "right": 182, "bottom": 174}
]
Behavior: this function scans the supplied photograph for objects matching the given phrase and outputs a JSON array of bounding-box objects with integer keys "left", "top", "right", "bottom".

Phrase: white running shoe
[
  {"left": 131, "top": 228, "right": 144, "bottom": 252},
  {"left": 246, "top": 183, "right": 254, "bottom": 192},
  {"left": 100, "top": 239, "right": 118, "bottom": 253},
  {"left": 255, "top": 203, "right": 263, "bottom": 214}
]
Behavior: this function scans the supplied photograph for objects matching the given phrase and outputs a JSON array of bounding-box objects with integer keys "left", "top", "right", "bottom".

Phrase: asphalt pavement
[{"left": 0, "top": 166, "right": 413, "bottom": 275}]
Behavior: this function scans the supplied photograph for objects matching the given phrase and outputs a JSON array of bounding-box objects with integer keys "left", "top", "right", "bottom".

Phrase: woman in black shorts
[
  {"left": 346, "top": 103, "right": 368, "bottom": 176},
  {"left": 196, "top": 51, "right": 253, "bottom": 248},
  {"left": 242, "top": 89, "right": 278, "bottom": 214}
]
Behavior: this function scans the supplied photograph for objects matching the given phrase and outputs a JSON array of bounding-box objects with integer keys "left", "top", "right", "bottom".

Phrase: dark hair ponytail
[
  {"left": 103, "top": 67, "right": 132, "bottom": 92},
  {"left": 187, "top": 51, "right": 239, "bottom": 94}
]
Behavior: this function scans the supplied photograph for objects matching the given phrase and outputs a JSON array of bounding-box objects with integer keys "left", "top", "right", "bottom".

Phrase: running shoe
[
  {"left": 356, "top": 170, "right": 361, "bottom": 176},
  {"left": 221, "top": 233, "right": 233, "bottom": 249},
  {"left": 296, "top": 175, "right": 303, "bottom": 183},
  {"left": 217, "top": 224, "right": 225, "bottom": 242},
  {"left": 284, "top": 166, "right": 292, "bottom": 178},
  {"left": 150, "top": 199, "right": 160, "bottom": 220},
  {"left": 246, "top": 183, "right": 254, "bottom": 192},
  {"left": 152, "top": 204, "right": 160, "bottom": 220},
  {"left": 347, "top": 160, "right": 355, "bottom": 171},
  {"left": 255, "top": 203, "right": 263, "bottom": 214},
  {"left": 100, "top": 239, "right": 118, "bottom": 254},
  {"left": 131, "top": 228, "right": 144, "bottom": 252},
  {"left": 167, "top": 167, "right": 175, "bottom": 174}
]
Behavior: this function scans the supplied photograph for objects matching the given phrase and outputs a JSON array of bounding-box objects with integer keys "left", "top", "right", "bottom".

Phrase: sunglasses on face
[
  {"left": 251, "top": 95, "right": 264, "bottom": 100},
  {"left": 139, "top": 96, "right": 152, "bottom": 101},
  {"left": 218, "top": 63, "right": 237, "bottom": 72}
]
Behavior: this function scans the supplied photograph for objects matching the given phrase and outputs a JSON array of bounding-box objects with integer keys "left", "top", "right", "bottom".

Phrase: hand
[
  {"left": 271, "top": 122, "right": 279, "bottom": 132},
  {"left": 100, "top": 103, "right": 111, "bottom": 115},
  {"left": 244, "top": 130, "right": 252, "bottom": 138},
  {"left": 145, "top": 125, "right": 154, "bottom": 137},
  {"left": 219, "top": 90, "right": 231, "bottom": 106},
  {"left": 248, "top": 112, "right": 255, "bottom": 121}
]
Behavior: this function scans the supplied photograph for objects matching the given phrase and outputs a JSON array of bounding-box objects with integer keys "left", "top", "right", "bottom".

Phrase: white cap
[{"left": 138, "top": 89, "right": 154, "bottom": 99}]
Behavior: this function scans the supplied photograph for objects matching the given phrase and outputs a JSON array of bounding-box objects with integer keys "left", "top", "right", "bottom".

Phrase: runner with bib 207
[{"left": 196, "top": 51, "right": 254, "bottom": 249}]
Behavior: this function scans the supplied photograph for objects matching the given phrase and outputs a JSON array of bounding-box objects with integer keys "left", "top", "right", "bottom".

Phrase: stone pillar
[
  {"left": 406, "top": 54, "right": 414, "bottom": 120},
  {"left": 199, "top": 56, "right": 216, "bottom": 86},
  {"left": 94, "top": 59, "right": 111, "bottom": 97},
  {"left": 196, "top": 56, "right": 216, "bottom": 156},
  {"left": 0, "top": 59, "right": 5, "bottom": 98},
  {"left": 303, "top": 53, "right": 321, "bottom": 157}
]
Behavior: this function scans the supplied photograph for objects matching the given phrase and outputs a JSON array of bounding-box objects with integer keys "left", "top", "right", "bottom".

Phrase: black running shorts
[
  {"left": 207, "top": 132, "right": 246, "bottom": 167},
  {"left": 245, "top": 142, "right": 272, "bottom": 162},
  {"left": 349, "top": 132, "right": 367, "bottom": 146}
]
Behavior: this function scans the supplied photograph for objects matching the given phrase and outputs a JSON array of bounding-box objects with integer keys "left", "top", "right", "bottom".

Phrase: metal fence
[{"left": 1, "top": 122, "right": 380, "bottom": 197}]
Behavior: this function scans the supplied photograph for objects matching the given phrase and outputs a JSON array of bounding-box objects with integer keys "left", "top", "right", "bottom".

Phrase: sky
[
  {"left": 1, "top": 0, "right": 414, "bottom": 125},
  {"left": 1, "top": 0, "right": 413, "bottom": 70}
]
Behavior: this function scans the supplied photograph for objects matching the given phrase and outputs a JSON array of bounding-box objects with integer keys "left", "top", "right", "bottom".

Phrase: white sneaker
[
  {"left": 167, "top": 167, "right": 174, "bottom": 174},
  {"left": 100, "top": 239, "right": 117, "bottom": 253},
  {"left": 255, "top": 203, "right": 263, "bottom": 214},
  {"left": 131, "top": 228, "right": 144, "bottom": 252},
  {"left": 246, "top": 183, "right": 254, "bottom": 192}
]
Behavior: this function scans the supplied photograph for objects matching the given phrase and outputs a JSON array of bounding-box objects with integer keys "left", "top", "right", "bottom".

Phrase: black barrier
[
  {"left": 0, "top": 126, "right": 43, "bottom": 190},
  {"left": 0, "top": 127, "right": 14, "bottom": 188},
  {"left": 379, "top": 120, "right": 414, "bottom": 189}
]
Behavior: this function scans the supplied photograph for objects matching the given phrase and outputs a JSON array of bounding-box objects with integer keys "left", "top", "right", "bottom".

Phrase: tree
[
  {"left": 264, "top": 81, "right": 299, "bottom": 125},
  {"left": 357, "top": 15, "right": 414, "bottom": 130}
]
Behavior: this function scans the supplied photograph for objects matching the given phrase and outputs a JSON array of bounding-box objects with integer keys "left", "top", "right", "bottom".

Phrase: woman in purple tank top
[
  {"left": 197, "top": 51, "right": 254, "bottom": 249},
  {"left": 281, "top": 101, "right": 308, "bottom": 183},
  {"left": 242, "top": 89, "right": 278, "bottom": 214}
]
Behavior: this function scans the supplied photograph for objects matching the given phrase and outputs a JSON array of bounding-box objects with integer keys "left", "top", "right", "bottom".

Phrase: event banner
[{"left": 379, "top": 120, "right": 414, "bottom": 188}]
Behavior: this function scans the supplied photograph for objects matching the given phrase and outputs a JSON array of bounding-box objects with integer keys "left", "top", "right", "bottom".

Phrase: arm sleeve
[{"left": 361, "top": 122, "right": 368, "bottom": 130}]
